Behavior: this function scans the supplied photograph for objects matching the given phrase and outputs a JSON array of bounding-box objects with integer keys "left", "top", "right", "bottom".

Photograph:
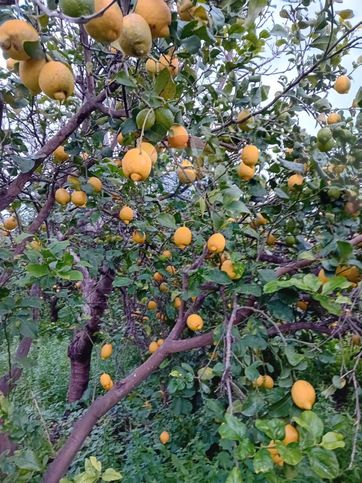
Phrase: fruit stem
[{"left": 137, "top": 108, "right": 153, "bottom": 151}]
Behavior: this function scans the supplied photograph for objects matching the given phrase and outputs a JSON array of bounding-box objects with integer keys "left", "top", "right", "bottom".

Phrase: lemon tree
[{"left": 0, "top": 0, "right": 361, "bottom": 482}]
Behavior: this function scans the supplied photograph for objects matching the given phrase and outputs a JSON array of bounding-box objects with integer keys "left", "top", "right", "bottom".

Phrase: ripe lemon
[
  {"left": 268, "top": 441, "right": 284, "bottom": 466},
  {"left": 266, "top": 233, "right": 277, "bottom": 246},
  {"left": 207, "top": 233, "right": 226, "bottom": 253},
  {"left": 296, "top": 300, "right": 309, "bottom": 311},
  {"left": 100, "top": 343, "right": 113, "bottom": 360},
  {"left": 241, "top": 144, "right": 259, "bottom": 166},
  {"left": 177, "top": 160, "right": 196, "bottom": 184},
  {"left": 157, "top": 338, "right": 164, "bottom": 346},
  {"left": 173, "top": 296, "right": 182, "bottom": 309},
  {"left": 161, "top": 249, "right": 172, "bottom": 260},
  {"left": 187, "top": 313, "right": 204, "bottom": 331},
  {"left": 327, "top": 113, "right": 341, "bottom": 124},
  {"left": 3, "top": 216, "right": 17, "bottom": 231},
  {"left": 336, "top": 265, "right": 360, "bottom": 283},
  {"left": 85, "top": 0, "right": 123, "bottom": 43},
  {"left": 254, "top": 375, "right": 264, "bottom": 387},
  {"left": 132, "top": 230, "right": 146, "bottom": 244},
  {"left": 71, "top": 190, "right": 87, "bottom": 207},
  {"left": 291, "top": 380, "right": 316, "bottom": 410},
  {"left": 119, "top": 206, "right": 134, "bottom": 224},
  {"left": 334, "top": 75, "right": 351, "bottom": 94},
  {"left": 159, "top": 54, "right": 179, "bottom": 77},
  {"left": 0, "top": 19, "right": 39, "bottom": 61},
  {"left": 88, "top": 176, "right": 102, "bottom": 192},
  {"left": 53, "top": 146, "right": 69, "bottom": 163},
  {"left": 168, "top": 124, "right": 189, "bottom": 149},
  {"left": 153, "top": 272, "right": 164, "bottom": 283},
  {"left": 118, "top": 13, "right": 152, "bottom": 58},
  {"left": 19, "top": 57, "right": 46, "bottom": 94},
  {"left": 283, "top": 424, "right": 299, "bottom": 445},
  {"left": 221, "top": 260, "right": 240, "bottom": 280},
  {"left": 159, "top": 282, "right": 168, "bottom": 293},
  {"left": 67, "top": 175, "right": 80, "bottom": 189},
  {"left": 140, "top": 141, "right": 158, "bottom": 165},
  {"left": 122, "top": 147, "right": 152, "bottom": 181},
  {"left": 173, "top": 226, "right": 192, "bottom": 249},
  {"left": 55, "top": 188, "right": 70, "bottom": 205},
  {"left": 6, "top": 58, "right": 18, "bottom": 70},
  {"left": 117, "top": 132, "right": 124, "bottom": 145},
  {"left": 39, "top": 61, "right": 74, "bottom": 101},
  {"left": 287, "top": 173, "right": 304, "bottom": 190},
  {"left": 166, "top": 265, "right": 176, "bottom": 275},
  {"left": 318, "top": 268, "right": 329, "bottom": 284},
  {"left": 237, "top": 110, "right": 254, "bottom": 131},
  {"left": 149, "top": 341, "right": 159, "bottom": 353},
  {"left": 237, "top": 162, "right": 255, "bottom": 181},
  {"left": 159, "top": 431, "right": 170, "bottom": 444},
  {"left": 252, "top": 213, "right": 268, "bottom": 227},
  {"left": 148, "top": 300, "right": 157, "bottom": 310},
  {"left": 263, "top": 375, "right": 274, "bottom": 389},
  {"left": 135, "top": 0, "right": 171, "bottom": 38},
  {"left": 178, "top": 0, "right": 195, "bottom": 20},
  {"left": 100, "top": 373, "right": 113, "bottom": 390},
  {"left": 254, "top": 375, "right": 274, "bottom": 389}
]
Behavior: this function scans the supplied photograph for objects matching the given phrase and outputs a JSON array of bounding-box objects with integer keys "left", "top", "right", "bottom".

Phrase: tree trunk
[
  {"left": 67, "top": 267, "right": 115, "bottom": 402},
  {"left": 0, "top": 285, "right": 40, "bottom": 455}
]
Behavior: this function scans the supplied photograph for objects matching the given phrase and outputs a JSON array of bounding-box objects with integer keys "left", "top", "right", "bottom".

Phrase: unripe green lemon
[
  {"left": 136, "top": 108, "right": 156, "bottom": 130},
  {"left": 59, "top": 0, "right": 93, "bottom": 17}
]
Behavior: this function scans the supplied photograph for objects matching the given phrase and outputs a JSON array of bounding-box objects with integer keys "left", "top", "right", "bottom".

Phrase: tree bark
[{"left": 67, "top": 267, "right": 115, "bottom": 402}]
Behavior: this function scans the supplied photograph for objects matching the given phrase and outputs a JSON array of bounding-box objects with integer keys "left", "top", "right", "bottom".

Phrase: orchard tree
[{"left": 0, "top": 0, "right": 361, "bottom": 482}]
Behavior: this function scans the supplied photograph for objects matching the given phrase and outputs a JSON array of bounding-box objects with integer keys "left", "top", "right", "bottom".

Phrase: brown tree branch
[{"left": 0, "top": 85, "right": 119, "bottom": 212}]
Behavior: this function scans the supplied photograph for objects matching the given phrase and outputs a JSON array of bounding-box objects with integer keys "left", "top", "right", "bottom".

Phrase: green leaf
[
  {"left": 312, "top": 294, "right": 342, "bottom": 316},
  {"left": 320, "top": 432, "right": 345, "bottom": 450},
  {"left": 302, "top": 274, "right": 322, "bottom": 292},
  {"left": 23, "top": 40, "right": 45, "bottom": 60},
  {"left": 203, "top": 268, "right": 232, "bottom": 285},
  {"left": 255, "top": 418, "right": 285, "bottom": 440},
  {"left": 246, "top": 0, "right": 268, "bottom": 26},
  {"left": 58, "top": 270, "right": 84, "bottom": 281},
  {"left": 321, "top": 276, "right": 351, "bottom": 295},
  {"left": 293, "top": 411, "right": 324, "bottom": 446},
  {"left": 308, "top": 447, "right": 340, "bottom": 480},
  {"left": 336, "top": 241, "right": 353, "bottom": 263},
  {"left": 158, "top": 213, "right": 176, "bottom": 229},
  {"left": 27, "top": 263, "right": 49, "bottom": 277},
  {"left": 113, "top": 277, "right": 133, "bottom": 287},
  {"left": 116, "top": 71, "right": 136, "bottom": 88},
  {"left": 226, "top": 466, "right": 243, "bottom": 483},
  {"left": 284, "top": 346, "right": 305, "bottom": 366},
  {"left": 277, "top": 443, "right": 303, "bottom": 465},
  {"left": 218, "top": 414, "right": 246, "bottom": 441},
  {"left": 13, "top": 449, "right": 43, "bottom": 471},
  {"left": 20, "top": 320, "right": 38, "bottom": 338},
  {"left": 253, "top": 448, "right": 273, "bottom": 474},
  {"left": 89, "top": 456, "right": 102, "bottom": 473},
  {"left": 102, "top": 468, "right": 123, "bottom": 481}
]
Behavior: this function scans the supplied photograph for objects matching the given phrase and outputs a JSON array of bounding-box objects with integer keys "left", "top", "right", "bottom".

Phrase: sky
[{"left": 267, "top": 0, "right": 361, "bottom": 131}]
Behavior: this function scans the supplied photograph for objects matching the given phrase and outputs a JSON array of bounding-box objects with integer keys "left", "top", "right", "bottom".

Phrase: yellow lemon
[
  {"left": 187, "top": 313, "right": 204, "bottom": 331},
  {"left": 291, "top": 380, "right": 316, "bottom": 410},
  {"left": 173, "top": 226, "right": 192, "bottom": 249},
  {"left": 207, "top": 233, "right": 226, "bottom": 253}
]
